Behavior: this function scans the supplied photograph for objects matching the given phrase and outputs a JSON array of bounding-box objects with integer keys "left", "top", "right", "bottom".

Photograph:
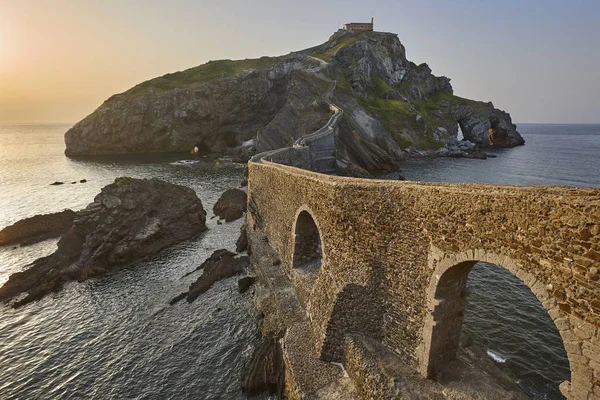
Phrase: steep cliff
[{"left": 65, "top": 30, "right": 524, "bottom": 170}]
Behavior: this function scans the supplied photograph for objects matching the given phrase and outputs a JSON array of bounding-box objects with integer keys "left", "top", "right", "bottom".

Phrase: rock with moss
[{"left": 0, "top": 177, "right": 207, "bottom": 307}]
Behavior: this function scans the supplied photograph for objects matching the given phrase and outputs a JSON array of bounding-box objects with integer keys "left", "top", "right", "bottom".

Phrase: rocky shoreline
[{"left": 0, "top": 177, "right": 207, "bottom": 307}]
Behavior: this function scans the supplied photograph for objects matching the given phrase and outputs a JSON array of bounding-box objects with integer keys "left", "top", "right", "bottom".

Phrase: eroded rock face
[
  {"left": 453, "top": 103, "right": 525, "bottom": 147},
  {"left": 0, "top": 178, "right": 207, "bottom": 306},
  {"left": 0, "top": 210, "right": 76, "bottom": 246},
  {"left": 241, "top": 333, "right": 285, "bottom": 398},
  {"left": 65, "top": 57, "right": 331, "bottom": 157},
  {"left": 213, "top": 188, "right": 247, "bottom": 222}
]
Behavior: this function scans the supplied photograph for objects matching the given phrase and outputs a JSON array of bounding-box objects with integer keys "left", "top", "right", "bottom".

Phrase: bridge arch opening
[
  {"left": 292, "top": 209, "right": 322, "bottom": 276},
  {"left": 420, "top": 258, "right": 571, "bottom": 399}
]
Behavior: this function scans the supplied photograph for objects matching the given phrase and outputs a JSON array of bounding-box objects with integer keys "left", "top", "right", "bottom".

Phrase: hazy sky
[{"left": 1, "top": 0, "right": 599, "bottom": 124}]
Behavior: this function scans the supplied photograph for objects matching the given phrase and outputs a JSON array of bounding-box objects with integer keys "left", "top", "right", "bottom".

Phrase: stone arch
[
  {"left": 320, "top": 265, "right": 386, "bottom": 362},
  {"left": 291, "top": 206, "right": 323, "bottom": 277},
  {"left": 418, "top": 249, "right": 575, "bottom": 396}
]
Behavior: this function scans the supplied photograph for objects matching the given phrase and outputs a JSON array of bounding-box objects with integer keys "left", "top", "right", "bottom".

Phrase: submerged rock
[
  {"left": 0, "top": 210, "right": 76, "bottom": 246},
  {"left": 0, "top": 177, "right": 207, "bottom": 306},
  {"left": 213, "top": 188, "right": 247, "bottom": 222}
]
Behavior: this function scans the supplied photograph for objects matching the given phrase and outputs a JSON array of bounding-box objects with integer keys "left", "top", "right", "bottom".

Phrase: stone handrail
[
  {"left": 294, "top": 80, "right": 343, "bottom": 148},
  {"left": 252, "top": 79, "right": 341, "bottom": 172}
]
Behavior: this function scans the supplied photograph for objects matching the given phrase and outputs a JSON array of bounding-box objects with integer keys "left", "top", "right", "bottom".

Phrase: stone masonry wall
[{"left": 247, "top": 160, "right": 600, "bottom": 399}]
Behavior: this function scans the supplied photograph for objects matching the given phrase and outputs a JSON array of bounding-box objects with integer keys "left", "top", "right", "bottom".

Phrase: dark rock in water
[
  {"left": 213, "top": 188, "right": 247, "bottom": 222},
  {"left": 169, "top": 292, "right": 187, "bottom": 305},
  {"left": 71, "top": 181, "right": 77, "bottom": 184},
  {"left": 241, "top": 333, "right": 285, "bottom": 397},
  {"left": 236, "top": 229, "right": 248, "bottom": 253},
  {"left": 0, "top": 177, "right": 207, "bottom": 307},
  {"left": 465, "top": 150, "right": 488, "bottom": 160},
  {"left": 80, "top": 179, "right": 87, "bottom": 183},
  {"left": 453, "top": 103, "right": 524, "bottom": 148},
  {"left": 0, "top": 210, "right": 76, "bottom": 246},
  {"left": 238, "top": 276, "right": 256, "bottom": 293},
  {"left": 240, "top": 178, "right": 248, "bottom": 188},
  {"left": 187, "top": 252, "right": 249, "bottom": 302},
  {"left": 182, "top": 249, "right": 235, "bottom": 278},
  {"left": 50, "top": 181, "right": 64, "bottom": 186}
]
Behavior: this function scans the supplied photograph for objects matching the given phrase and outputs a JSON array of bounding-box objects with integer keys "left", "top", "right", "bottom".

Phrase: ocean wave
[{"left": 486, "top": 349, "right": 507, "bottom": 363}]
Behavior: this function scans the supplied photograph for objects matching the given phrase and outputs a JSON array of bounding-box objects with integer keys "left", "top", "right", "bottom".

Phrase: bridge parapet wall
[{"left": 247, "top": 160, "right": 600, "bottom": 399}]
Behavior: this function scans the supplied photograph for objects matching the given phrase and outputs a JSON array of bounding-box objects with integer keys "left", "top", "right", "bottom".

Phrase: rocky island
[{"left": 64, "top": 29, "right": 524, "bottom": 173}]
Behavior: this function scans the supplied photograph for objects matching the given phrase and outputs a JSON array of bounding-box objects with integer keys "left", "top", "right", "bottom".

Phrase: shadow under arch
[
  {"left": 418, "top": 250, "right": 572, "bottom": 394},
  {"left": 319, "top": 264, "right": 387, "bottom": 363},
  {"left": 291, "top": 207, "right": 323, "bottom": 277}
]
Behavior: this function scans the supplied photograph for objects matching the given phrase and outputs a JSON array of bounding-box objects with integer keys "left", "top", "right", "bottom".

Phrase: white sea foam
[
  {"left": 170, "top": 160, "right": 200, "bottom": 166},
  {"left": 487, "top": 349, "right": 507, "bottom": 363}
]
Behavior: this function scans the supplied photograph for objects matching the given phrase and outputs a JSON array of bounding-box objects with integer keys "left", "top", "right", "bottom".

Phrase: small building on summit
[{"left": 343, "top": 18, "right": 373, "bottom": 31}]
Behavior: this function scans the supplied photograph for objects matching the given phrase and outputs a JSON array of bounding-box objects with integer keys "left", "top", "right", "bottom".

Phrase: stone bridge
[{"left": 247, "top": 158, "right": 600, "bottom": 399}]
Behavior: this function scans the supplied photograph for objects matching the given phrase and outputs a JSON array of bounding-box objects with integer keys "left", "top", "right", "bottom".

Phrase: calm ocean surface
[{"left": 0, "top": 123, "right": 598, "bottom": 399}]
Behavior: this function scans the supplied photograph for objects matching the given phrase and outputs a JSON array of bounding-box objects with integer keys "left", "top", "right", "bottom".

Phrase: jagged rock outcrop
[
  {"left": 213, "top": 188, "right": 247, "bottom": 222},
  {"left": 238, "top": 276, "right": 256, "bottom": 294},
  {"left": 0, "top": 178, "right": 207, "bottom": 306},
  {"left": 453, "top": 102, "right": 525, "bottom": 147},
  {"left": 0, "top": 210, "right": 76, "bottom": 246},
  {"left": 185, "top": 249, "right": 249, "bottom": 302},
  {"left": 241, "top": 333, "right": 285, "bottom": 397},
  {"left": 64, "top": 29, "right": 524, "bottom": 171}
]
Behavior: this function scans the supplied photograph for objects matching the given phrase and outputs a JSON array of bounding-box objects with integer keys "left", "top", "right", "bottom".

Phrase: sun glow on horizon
[{"left": 0, "top": 18, "right": 13, "bottom": 71}]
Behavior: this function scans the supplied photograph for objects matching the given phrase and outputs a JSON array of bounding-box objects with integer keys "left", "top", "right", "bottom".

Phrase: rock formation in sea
[
  {"left": 0, "top": 210, "right": 76, "bottom": 246},
  {"left": 64, "top": 30, "right": 524, "bottom": 171},
  {"left": 171, "top": 249, "right": 249, "bottom": 304},
  {"left": 213, "top": 188, "right": 247, "bottom": 222},
  {"left": 0, "top": 177, "right": 207, "bottom": 306}
]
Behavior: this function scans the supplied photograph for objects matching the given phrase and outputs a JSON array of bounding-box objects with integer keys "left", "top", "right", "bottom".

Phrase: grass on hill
[
  {"left": 311, "top": 35, "right": 358, "bottom": 62},
  {"left": 123, "top": 57, "right": 278, "bottom": 96}
]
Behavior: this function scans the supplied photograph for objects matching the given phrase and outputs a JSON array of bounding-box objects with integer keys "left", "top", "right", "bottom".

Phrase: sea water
[{"left": 1, "top": 123, "right": 599, "bottom": 399}]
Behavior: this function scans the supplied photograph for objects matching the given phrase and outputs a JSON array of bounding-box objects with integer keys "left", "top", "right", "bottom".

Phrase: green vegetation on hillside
[
  {"left": 124, "top": 57, "right": 278, "bottom": 96},
  {"left": 311, "top": 35, "right": 357, "bottom": 62},
  {"left": 356, "top": 77, "right": 489, "bottom": 150}
]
